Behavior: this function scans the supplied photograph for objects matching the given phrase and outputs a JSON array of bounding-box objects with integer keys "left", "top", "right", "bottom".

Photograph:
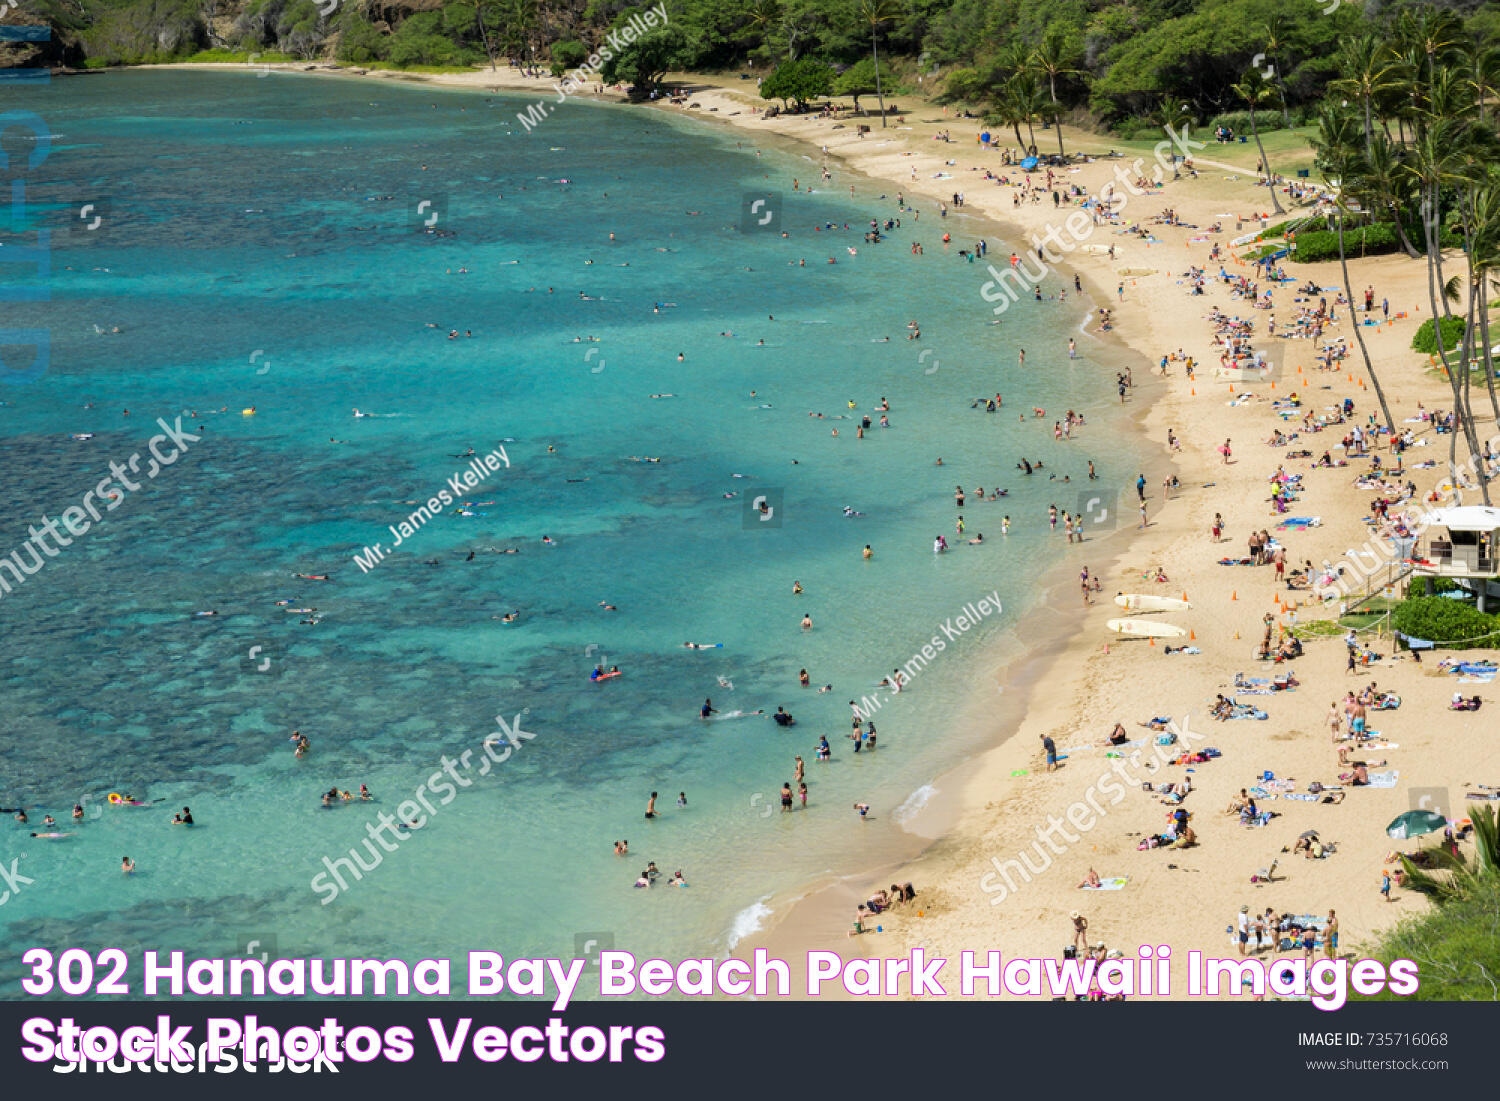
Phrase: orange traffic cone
[
  {"left": 1191, "top": 388, "right": 1196, "bottom": 395},
  {"left": 1190, "top": 630, "right": 1196, "bottom": 640},
  {"left": 1149, "top": 636, "right": 1156, "bottom": 647},
  {"left": 1182, "top": 592, "right": 1188, "bottom": 602},
  {"left": 1229, "top": 384, "right": 1235, "bottom": 393},
  {"left": 1231, "top": 590, "right": 1237, "bottom": 601}
]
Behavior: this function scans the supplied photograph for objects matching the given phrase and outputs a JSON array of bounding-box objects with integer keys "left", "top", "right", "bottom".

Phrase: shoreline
[{"left": 114, "top": 61, "right": 1493, "bottom": 993}]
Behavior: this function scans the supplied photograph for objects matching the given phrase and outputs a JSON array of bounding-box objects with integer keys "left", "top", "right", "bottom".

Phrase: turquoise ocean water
[{"left": 0, "top": 70, "right": 1148, "bottom": 993}]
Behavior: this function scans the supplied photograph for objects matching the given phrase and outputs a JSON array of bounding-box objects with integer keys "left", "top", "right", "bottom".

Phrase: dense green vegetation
[
  {"left": 1392, "top": 594, "right": 1500, "bottom": 647},
  {"left": 1365, "top": 807, "right": 1500, "bottom": 1000},
  {"left": 1412, "top": 315, "right": 1469, "bottom": 354},
  {"left": 0, "top": 0, "right": 1493, "bottom": 118}
]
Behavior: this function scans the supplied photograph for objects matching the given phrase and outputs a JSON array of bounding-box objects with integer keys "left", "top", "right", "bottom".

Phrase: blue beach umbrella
[{"left": 1020, "top": 156, "right": 1039, "bottom": 170}]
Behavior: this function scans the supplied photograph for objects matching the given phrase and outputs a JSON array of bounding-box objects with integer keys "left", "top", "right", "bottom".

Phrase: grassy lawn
[{"left": 1069, "top": 123, "right": 1320, "bottom": 179}]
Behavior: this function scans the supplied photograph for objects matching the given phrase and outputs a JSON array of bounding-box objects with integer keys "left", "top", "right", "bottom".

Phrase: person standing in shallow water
[{"left": 645, "top": 792, "right": 658, "bottom": 819}]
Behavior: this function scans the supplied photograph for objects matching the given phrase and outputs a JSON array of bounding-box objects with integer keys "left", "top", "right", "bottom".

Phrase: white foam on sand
[
  {"left": 892, "top": 783, "right": 937, "bottom": 829},
  {"left": 726, "top": 894, "right": 774, "bottom": 951}
]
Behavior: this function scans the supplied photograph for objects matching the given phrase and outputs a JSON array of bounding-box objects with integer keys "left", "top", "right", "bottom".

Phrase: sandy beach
[
  {"left": 626, "top": 74, "right": 1497, "bottom": 994},
  {"left": 135, "top": 59, "right": 1497, "bottom": 995}
]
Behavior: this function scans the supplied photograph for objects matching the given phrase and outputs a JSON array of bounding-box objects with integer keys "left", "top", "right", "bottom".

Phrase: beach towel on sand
[
  {"left": 1367, "top": 770, "right": 1400, "bottom": 788},
  {"left": 1080, "top": 876, "right": 1129, "bottom": 891}
]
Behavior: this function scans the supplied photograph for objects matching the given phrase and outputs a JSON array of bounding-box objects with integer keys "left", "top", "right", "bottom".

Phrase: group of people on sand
[{"left": 848, "top": 881, "right": 917, "bottom": 936}]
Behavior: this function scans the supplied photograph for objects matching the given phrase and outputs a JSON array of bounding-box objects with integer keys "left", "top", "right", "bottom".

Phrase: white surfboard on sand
[
  {"left": 1114, "top": 593, "right": 1193, "bottom": 613},
  {"left": 1106, "top": 618, "right": 1188, "bottom": 639}
]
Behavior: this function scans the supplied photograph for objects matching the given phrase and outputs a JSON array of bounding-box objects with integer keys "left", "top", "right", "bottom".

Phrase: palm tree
[
  {"left": 1406, "top": 117, "right": 1493, "bottom": 501},
  {"left": 1007, "top": 72, "right": 1045, "bottom": 156},
  {"left": 1262, "top": 14, "right": 1292, "bottom": 129},
  {"left": 1312, "top": 107, "right": 1397, "bottom": 433},
  {"left": 1396, "top": 6, "right": 1463, "bottom": 83},
  {"left": 851, "top": 0, "right": 902, "bottom": 127},
  {"left": 1329, "top": 35, "right": 1403, "bottom": 156},
  {"left": 1463, "top": 41, "right": 1500, "bottom": 128},
  {"left": 1151, "top": 96, "right": 1194, "bottom": 144},
  {"left": 993, "top": 41, "right": 1032, "bottom": 82},
  {"left": 1231, "top": 67, "right": 1285, "bottom": 215},
  {"left": 987, "top": 91, "right": 1027, "bottom": 152},
  {"left": 1463, "top": 177, "right": 1500, "bottom": 426},
  {"left": 1400, "top": 805, "right": 1500, "bottom": 901},
  {"left": 1361, "top": 133, "right": 1421, "bottom": 259},
  {"left": 1032, "top": 29, "right": 1079, "bottom": 158}
]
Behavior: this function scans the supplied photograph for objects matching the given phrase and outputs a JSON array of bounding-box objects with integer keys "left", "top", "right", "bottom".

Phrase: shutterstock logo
[
  {"left": 573, "top": 931, "right": 614, "bottom": 973},
  {"left": 740, "top": 192, "right": 782, "bottom": 234},
  {"left": 743, "top": 488, "right": 783, "bottom": 528},
  {"left": 408, "top": 195, "right": 448, "bottom": 232},
  {"left": 1076, "top": 488, "right": 1121, "bottom": 532},
  {"left": 1410, "top": 787, "right": 1450, "bottom": 816}
]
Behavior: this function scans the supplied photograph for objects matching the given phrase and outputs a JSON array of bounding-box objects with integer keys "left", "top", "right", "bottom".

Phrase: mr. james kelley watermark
[
  {"left": 352, "top": 446, "right": 508, "bottom": 572},
  {"left": 516, "top": 3, "right": 668, "bottom": 133}
]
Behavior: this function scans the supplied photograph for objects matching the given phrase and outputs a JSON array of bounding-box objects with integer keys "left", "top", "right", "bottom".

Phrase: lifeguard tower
[{"left": 1411, "top": 505, "right": 1500, "bottom": 612}]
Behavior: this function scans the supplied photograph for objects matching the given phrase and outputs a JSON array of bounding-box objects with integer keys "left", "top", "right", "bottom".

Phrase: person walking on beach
[
  {"left": 1236, "top": 905, "right": 1250, "bottom": 955},
  {"left": 1042, "top": 733, "right": 1059, "bottom": 772},
  {"left": 1381, "top": 871, "right": 1393, "bottom": 902},
  {"left": 1071, "top": 911, "right": 1088, "bottom": 950},
  {"left": 1219, "top": 438, "right": 1233, "bottom": 464},
  {"left": 1324, "top": 910, "right": 1339, "bottom": 959},
  {"left": 1138, "top": 501, "right": 1148, "bottom": 529}
]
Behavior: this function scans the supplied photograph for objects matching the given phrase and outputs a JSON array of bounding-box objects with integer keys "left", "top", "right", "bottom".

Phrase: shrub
[
  {"left": 1392, "top": 595, "right": 1500, "bottom": 648},
  {"left": 1290, "top": 223, "right": 1398, "bottom": 262},
  {"left": 1411, "top": 316, "right": 1468, "bottom": 355},
  {"left": 1205, "top": 109, "right": 1290, "bottom": 136}
]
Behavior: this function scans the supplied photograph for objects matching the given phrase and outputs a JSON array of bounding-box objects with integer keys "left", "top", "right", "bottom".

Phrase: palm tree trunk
[
  {"left": 1480, "top": 289, "right": 1500, "bottom": 426},
  {"left": 1025, "top": 117, "right": 1036, "bottom": 153},
  {"left": 476, "top": 7, "right": 497, "bottom": 71},
  {"left": 1391, "top": 207, "right": 1421, "bottom": 260},
  {"left": 1424, "top": 192, "right": 1488, "bottom": 499},
  {"left": 1336, "top": 212, "right": 1396, "bottom": 432},
  {"left": 1249, "top": 109, "right": 1285, "bottom": 215},
  {"left": 1050, "top": 76, "right": 1064, "bottom": 158},
  {"left": 1459, "top": 206, "right": 1493, "bottom": 504},
  {"left": 1362, "top": 95, "right": 1374, "bottom": 156},
  {"left": 871, "top": 30, "right": 886, "bottom": 127}
]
